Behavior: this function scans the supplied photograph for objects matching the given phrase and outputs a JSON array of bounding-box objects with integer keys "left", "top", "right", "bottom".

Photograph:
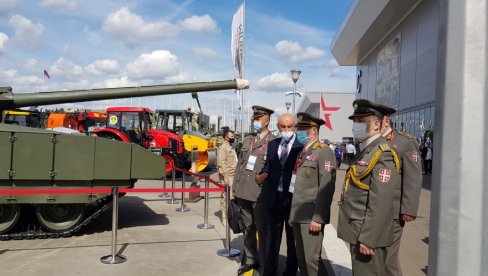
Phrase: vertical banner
[{"left": 231, "top": 3, "right": 245, "bottom": 109}]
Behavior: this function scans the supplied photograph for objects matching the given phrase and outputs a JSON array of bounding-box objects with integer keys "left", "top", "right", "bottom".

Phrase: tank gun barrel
[{"left": 0, "top": 79, "right": 249, "bottom": 109}]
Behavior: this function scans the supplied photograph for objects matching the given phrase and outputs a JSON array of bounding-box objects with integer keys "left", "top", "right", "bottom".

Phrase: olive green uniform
[
  {"left": 337, "top": 136, "right": 401, "bottom": 275},
  {"left": 384, "top": 129, "right": 422, "bottom": 276},
  {"left": 234, "top": 131, "right": 275, "bottom": 267},
  {"left": 290, "top": 140, "right": 337, "bottom": 276},
  {"left": 217, "top": 140, "right": 237, "bottom": 222}
]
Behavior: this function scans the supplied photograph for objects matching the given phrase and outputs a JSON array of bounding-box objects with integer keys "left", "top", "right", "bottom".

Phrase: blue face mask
[
  {"left": 253, "top": 121, "right": 263, "bottom": 132},
  {"left": 296, "top": 130, "right": 309, "bottom": 145}
]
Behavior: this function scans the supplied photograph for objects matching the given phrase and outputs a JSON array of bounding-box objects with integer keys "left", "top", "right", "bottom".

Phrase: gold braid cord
[{"left": 344, "top": 146, "right": 400, "bottom": 193}]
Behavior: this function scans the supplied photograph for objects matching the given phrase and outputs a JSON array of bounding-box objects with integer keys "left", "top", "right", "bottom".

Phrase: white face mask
[
  {"left": 352, "top": 122, "right": 368, "bottom": 141},
  {"left": 280, "top": 131, "right": 294, "bottom": 141}
]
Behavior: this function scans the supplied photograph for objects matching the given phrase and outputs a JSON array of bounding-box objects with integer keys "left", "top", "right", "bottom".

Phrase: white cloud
[
  {"left": 62, "top": 44, "right": 76, "bottom": 53},
  {"left": 0, "top": 69, "right": 44, "bottom": 88},
  {"left": 103, "top": 76, "right": 136, "bottom": 88},
  {"left": 40, "top": 0, "right": 77, "bottom": 11},
  {"left": 179, "top": 15, "right": 218, "bottom": 32},
  {"left": 330, "top": 68, "right": 351, "bottom": 79},
  {"left": 23, "top": 58, "right": 39, "bottom": 72},
  {"left": 275, "top": 40, "right": 325, "bottom": 63},
  {"left": 192, "top": 47, "right": 217, "bottom": 59},
  {"left": 85, "top": 59, "right": 119, "bottom": 76},
  {"left": 0, "top": 33, "right": 8, "bottom": 55},
  {"left": 255, "top": 72, "right": 293, "bottom": 92},
  {"left": 126, "top": 50, "right": 181, "bottom": 79},
  {"left": 103, "top": 7, "right": 180, "bottom": 48},
  {"left": 328, "top": 58, "right": 339, "bottom": 67},
  {"left": 50, "top": 58, "right": 84, "bottom": 80},
  {"left": 0, "top": 0, "right": 17, "bottom": 16},
  {"left": 8, "top": 14, "right": 44, "bottom": 46}
]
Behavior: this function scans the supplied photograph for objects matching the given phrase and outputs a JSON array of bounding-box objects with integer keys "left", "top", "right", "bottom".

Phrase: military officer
[
  {"left": 337, "top": 100, "right": 401, "bottom": 275},
  {"left": 217, "top": 129, "right": 237, "bottom": 225},
  {"left": 380, "top": 105, "right": 423, "bottom": 276},
  {"left": 288, "top": 113, "right": 337, "bottom": 276},
  {"left": 234, "top": 105, "right": 276, "bottom": 275}
]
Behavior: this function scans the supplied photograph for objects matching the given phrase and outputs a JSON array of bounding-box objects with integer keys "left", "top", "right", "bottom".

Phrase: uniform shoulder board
[
  {"left": 398, "top": 131, "right": 415, "bottom": 140},
  {"left": 379, "top": 143, "right": 391, "bottom": 151}
]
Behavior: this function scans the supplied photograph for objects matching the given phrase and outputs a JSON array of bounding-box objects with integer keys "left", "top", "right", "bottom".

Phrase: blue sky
[{"left": 0, "top": 0, "right": 355, "bottom": 129}]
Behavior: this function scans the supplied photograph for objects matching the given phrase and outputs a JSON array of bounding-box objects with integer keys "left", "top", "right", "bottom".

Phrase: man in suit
[
  {"left": 288, "top": 113, "right": 337, "bottom": 276},
  {"left": 255, "top": 113, "right": 303, "bottom": 276},
  {"left": 234, "top": 105, "right": 276, "bottom": 275},
  {"left": 337, "top": 100, "right": 401, "bottom": 275},
  {"left": 380, "top": 107, "right": 423, "bottom": 276}
]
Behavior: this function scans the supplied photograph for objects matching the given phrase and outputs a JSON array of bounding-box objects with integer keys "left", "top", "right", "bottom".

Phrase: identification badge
[
  {"left": 246, "top": 155, "right": 257, "bottom": 171},
  {"left": 289, "top": 174, "right": 296, "bottom": 193}
]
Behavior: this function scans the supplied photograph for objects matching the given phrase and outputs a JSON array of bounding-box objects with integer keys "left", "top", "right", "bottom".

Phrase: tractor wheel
[
  {"left": 0, "top": 204, "right": 21, "bottom": 234},
  {"left": 162, "top": 152, "right": 179, "bottom": 175},
  {"left": 36, "top": 204, "right": 85, "bottom": 233}
]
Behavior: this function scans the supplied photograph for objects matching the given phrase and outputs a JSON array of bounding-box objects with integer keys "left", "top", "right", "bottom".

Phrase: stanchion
[
  {"left": 197, "top": 176, "right": 215, "bottom": 229},
  {"left": 176, "top": 169, "right": 190, "bottom": 212},
  {"left": 217, "top": 185, "right": 240, "bottom": 257},
  {"left": 158, "top": 172, "right": 170, "bottom": 199},
  {"left": 167, "top": 166, "right": 179, "bottom": 204},
  {"left": 100, "top": 187, "right": 127, "bottom": 264}
]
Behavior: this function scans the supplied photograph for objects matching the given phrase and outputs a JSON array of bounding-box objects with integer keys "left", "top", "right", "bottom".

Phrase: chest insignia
[
  {"left": 305, "top": 168, "right": 314, "bottom": 177},
  {"left": 356, "top": 160, "right": 368, "bottom": 166},
  {"left": 306, "top": 155, "right": 317, "bottom": 161}
]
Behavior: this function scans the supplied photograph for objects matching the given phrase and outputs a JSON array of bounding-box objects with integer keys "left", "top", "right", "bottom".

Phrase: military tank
[{"left": 0, "top": 79, "right": 250, "bottom": 238}]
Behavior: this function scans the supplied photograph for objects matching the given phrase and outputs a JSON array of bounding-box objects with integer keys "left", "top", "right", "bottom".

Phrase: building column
[{"left": 429, "top": 0, "right": 488, "bottom": 275}]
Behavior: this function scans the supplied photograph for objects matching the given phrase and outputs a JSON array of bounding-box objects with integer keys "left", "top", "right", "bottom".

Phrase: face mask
[
  {"left": 296, "top": 130, "right": 309, "bottom": 145},
  {"left": 228, "top": 138, "right": 235, "bottom": 144},
  {"left": 280, "top": 131, "right": 294, "bottom": 141},
  {"left": 352, "top": 122, "right": 368, "bottom": 141},
  {"left": 253, "top": 121, "right": 263, "bottom": 132}
]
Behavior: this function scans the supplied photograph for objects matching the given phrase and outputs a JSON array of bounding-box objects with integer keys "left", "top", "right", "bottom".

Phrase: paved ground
[{"left": 0, "top": 168, "right": 430, "bottom": 276}]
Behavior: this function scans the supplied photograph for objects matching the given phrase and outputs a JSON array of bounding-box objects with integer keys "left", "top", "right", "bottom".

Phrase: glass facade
[{"left": 391, "top": 105, "right": 435, "bottom": 143}]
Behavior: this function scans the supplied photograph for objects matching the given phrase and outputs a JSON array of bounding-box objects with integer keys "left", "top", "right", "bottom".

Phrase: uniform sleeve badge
[
  {"left": 378, "top": 168, "right": 391, "bottom": 183},
  {"left": 324, "top": 161, "right": 332, "bottom": 172},
  {"left": 412, "top": 151, "right": 420, "bottom": 162}
]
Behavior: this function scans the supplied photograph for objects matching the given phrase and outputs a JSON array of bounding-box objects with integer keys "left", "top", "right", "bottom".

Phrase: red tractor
[{"left": 93, "top": 107, "right": 185, "bottom": 174}]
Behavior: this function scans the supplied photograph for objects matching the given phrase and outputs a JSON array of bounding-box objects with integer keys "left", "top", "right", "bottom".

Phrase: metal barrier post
[
  {"left": 167, "top": 166, "right": 179, "bottom": 204},
  {"left": 197, "top": 176, "right": 215, "bottom": 229},
  {"left": 176, "top": 169, "right": 190, "bottom": 212},
  {"left": 217, "top": 185, "right": 240, "bottom": 257},
  {"left": 158, "top": 172, "right": 170, "bottom": 199},
  {"left": 100, "top": 187, "right": 127, "bottom": 264}
]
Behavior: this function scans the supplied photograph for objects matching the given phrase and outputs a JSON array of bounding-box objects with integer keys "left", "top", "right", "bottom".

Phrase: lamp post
[
  {"left": 290, "top": 69, "right": 301, "bottom": 115},
  {"left": 285, "top": 102, "right": 291, "bottom": 113}
]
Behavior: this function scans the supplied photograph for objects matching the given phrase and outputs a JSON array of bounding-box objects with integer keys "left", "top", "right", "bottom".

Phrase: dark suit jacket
[{"left": 259, "top": 136, "right": 303, "bottom": 209}]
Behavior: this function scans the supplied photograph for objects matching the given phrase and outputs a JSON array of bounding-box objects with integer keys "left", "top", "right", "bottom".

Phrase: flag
[
  {"left": 231, "top": 3, "right": 245, "bottom": 109},
  {"left": 43, "top": 69, "right": 50, "bottom": 79}
]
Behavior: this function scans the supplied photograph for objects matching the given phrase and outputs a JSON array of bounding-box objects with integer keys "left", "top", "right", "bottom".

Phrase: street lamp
[
  {"left": 290, "top": 69, "right": 301, "bottom": 115},
  {"left": 285, "top": 102, "right": 291, "bottom": 113}
]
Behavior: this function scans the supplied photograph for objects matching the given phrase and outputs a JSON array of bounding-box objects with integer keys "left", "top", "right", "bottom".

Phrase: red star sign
[{"left": 320, "top": 95, "right": 341, "bottom": 130}]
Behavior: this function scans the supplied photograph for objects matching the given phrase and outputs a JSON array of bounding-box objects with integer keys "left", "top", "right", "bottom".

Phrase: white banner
[
  {"left": 231, "top": 3, "right": 245, "bottom": 79},
  {"left": 231, "top": 3, "right": 245, "bottom": 109}
]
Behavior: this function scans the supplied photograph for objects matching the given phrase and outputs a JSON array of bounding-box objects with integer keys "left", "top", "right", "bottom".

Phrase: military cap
[
  {"left": 251, "top": 105, "right": 274, "bottom": 119},
  {"left": 295, "top": 112, "right": 325, "bottom": 128},
  {"left": 348, "top": 99, "right": 396, "bottom": 120}
]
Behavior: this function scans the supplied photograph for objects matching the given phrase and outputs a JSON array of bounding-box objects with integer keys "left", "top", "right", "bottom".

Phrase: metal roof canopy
[{"left": 331, "top": 0, "right": 423, "bottom": 65}]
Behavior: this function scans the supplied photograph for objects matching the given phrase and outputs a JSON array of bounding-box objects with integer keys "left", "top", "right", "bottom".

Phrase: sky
[{"left": 0, "top": 0, "right": 355, "bottom": 131}]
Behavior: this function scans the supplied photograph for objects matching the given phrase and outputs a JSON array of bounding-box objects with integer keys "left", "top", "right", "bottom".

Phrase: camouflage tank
[{"left": 0, "top": 79, "right": 250, "bottom": 237}]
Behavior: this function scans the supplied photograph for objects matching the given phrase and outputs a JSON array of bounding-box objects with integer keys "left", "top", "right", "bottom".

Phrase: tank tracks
[{"left": 0, "top": 195, "right": 114, "bottom": 241}]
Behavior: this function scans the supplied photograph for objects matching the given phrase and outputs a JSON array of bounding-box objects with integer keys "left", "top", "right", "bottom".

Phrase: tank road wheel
[
  {"left": 0, "top": 204, "right": 21, "bottom": 234},
  {"left": 36, "top": 204, "right": 85, "bottom": 233}
]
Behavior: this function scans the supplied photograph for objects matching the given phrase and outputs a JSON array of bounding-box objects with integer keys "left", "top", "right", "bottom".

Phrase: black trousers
[{"left": 261, "top": 192, "right": 298, "bottom": 276}]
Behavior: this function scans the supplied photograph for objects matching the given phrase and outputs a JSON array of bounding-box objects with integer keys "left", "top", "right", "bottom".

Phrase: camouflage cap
[
  {"left": 295, "top": 112, "right": 325, "bottom": 128},
  {"left": 251, "top": 105, "right": 274, "bottom": 119},
  {"left": 348, "top": 99, "right": 396, "bottom": 120}
]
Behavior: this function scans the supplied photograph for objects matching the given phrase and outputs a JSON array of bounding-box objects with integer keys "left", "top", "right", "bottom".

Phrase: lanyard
[{"left": 250, "top": 132, "right": 270, "bottom": 154}]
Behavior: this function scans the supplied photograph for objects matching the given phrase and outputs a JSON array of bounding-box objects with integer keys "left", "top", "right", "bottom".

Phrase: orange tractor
[{"left": 47, "top": 111, "right": 107, "bottom": 131}]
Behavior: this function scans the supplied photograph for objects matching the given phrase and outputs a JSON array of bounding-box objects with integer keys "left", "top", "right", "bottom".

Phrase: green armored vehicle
[{"left": 0, "top": 79, "right": 250, "bottom": 238}]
